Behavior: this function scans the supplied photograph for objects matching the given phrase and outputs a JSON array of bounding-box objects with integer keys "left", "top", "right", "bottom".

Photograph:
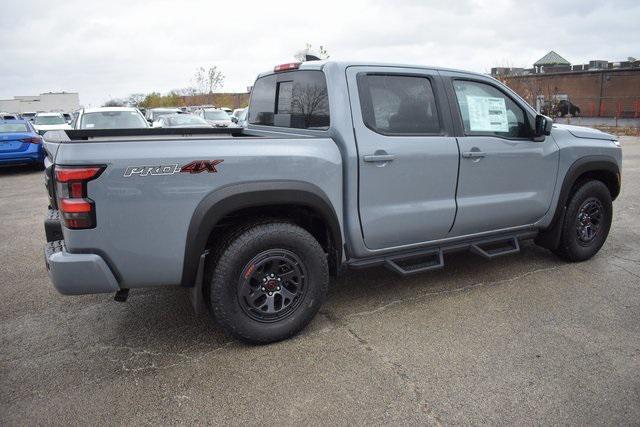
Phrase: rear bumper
[
  {"left": 0, "top": 143, "right": 44, "bottom": 165},
  {"left": 44, "top": 240, "right": 120, "bottom": 295}
]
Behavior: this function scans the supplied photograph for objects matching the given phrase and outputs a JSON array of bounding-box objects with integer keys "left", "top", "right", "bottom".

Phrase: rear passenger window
[
  {"left": 249, "top": 71, "right": 330, "bottom": 130},
  {"left": 357, "top": 74, "right": 441, "bottom": 135},
  {"left": 453, "top": 80, "right": 531, "bottom": 139}
]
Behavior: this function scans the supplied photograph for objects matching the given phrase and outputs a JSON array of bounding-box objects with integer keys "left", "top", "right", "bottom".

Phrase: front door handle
[
  {"left": 363, "top": 154, "right": 396, "bottom": 162},
  {"left": 462, "top": 151, "right": 487, "bottom": 159}
]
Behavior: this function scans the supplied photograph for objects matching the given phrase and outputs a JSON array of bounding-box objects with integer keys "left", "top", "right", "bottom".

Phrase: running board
[
  {"left": 348, "top": 232, "right": 531, "bottom": 277},
  {"left": 470, "top": 236, "right": 520, "bottom": 259}
]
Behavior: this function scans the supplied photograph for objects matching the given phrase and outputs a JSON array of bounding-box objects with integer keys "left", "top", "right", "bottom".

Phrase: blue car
[{"left": 0, "top": 119, "right": 44, "bottom": 167}]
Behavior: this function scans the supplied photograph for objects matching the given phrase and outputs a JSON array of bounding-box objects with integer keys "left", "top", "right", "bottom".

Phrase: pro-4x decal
[
  {"left": 123, "top": 160, "right": 223, "bottom": 177},
  {"left": 180, "top": 160, "right": 223, "bottom": 174}
]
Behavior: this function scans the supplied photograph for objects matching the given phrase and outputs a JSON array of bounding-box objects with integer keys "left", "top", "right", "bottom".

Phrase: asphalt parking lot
[{"left": 1, "top": 136, "right": 639, "bottom": 425}]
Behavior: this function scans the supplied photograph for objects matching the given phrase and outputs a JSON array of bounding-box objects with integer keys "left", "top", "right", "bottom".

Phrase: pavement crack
[
  {"left": 319, "top": 310, "right": 443, "bottom": 425},
  {"left": 609, "top": 261, "right": 640, "bottom": 280},
  {"left": 344, "top": 264, "right": 565, "bottom": 320},
  {"left": 98, "top": 342, "right": 235, "bottom": 373},
  {"left": 610, "top": 254, "right": 640, "bottom": 265}
]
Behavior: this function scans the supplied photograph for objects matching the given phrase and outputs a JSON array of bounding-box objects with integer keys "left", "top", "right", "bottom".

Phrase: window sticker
[{"left": 466, "top": 96, "right": 508, "bottom": 132}]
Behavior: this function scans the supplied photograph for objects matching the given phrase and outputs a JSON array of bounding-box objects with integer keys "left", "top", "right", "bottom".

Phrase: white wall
[{"left": 0, "top": 92, "right": 80, "bottom": 113}]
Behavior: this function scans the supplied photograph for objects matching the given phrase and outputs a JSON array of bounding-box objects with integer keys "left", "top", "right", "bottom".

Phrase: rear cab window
[
  {"left": 249, "top": 70, "right": 330, "bottom": 130},
  {"left": 356, "top": 74, "right": 442, "bottom": 135}
]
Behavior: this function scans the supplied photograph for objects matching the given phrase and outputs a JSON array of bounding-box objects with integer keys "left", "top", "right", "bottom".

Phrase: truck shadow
[
  {"left": 111, "top": 240, "right": 561, "bottom": 352},
  {"left": 0, "top": 165, "right": 43, "bottom": 176}
]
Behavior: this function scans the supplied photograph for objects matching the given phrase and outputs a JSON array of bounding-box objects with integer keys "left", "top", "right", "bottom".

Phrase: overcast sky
[{"left": 1, "top": 0, "right": 638, "bottom": 107}]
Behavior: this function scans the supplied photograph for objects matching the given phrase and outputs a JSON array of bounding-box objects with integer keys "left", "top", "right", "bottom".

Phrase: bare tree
[
  {"left": 175, "top": 87, "right": 198, "bottom": 97},
  {"left": 193, "top": 66, "right": 225, "bottom": 94},
  {"left": 126, "top": 93, "right": 146, "bottom": 107},
  {"left": 103, "top": 98, "right": 125, "bottom": 107},
  {"left": 291, "top": 82, "right": 329, "bottom": 127}
]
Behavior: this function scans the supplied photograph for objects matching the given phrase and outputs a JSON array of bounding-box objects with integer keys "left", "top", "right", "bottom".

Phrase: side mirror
[
  {"left": 231, "top": 117, "right": 238, "bottom": 123},
  {"left": 535, "top": 114, "right": 553, "bottom": 138}
]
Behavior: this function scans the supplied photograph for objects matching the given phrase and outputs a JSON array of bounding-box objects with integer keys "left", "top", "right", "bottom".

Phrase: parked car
[
  {"left": 145, "top": 108, "right": 182, "bottom": 124},
  {"left": 1, "top": 112, "right": 19, "bottom": 120},
  {"left": 43, "top": 60, "right": 621, "bottom": 344},
  {"left": 33, "top": 112, "right": 72, "bottom": 135},
  {"left": 230, "top": 107, "right": 246, "bottom": 123},
  {"left": 541, "top": 100, "right": 581, "bottom": 118},
  {"left": 153, "top": 114, "right": 211, "bottom": 128},
  {"left": 234, "top": 108, "right": 248, "bottom": 127},
  {"left": 195, "top": 108, "right": 236, "bottom": 127},
  {"left": 557, "top": 100, "right": 581, "bottom": 117},
  {"left": 0, "top": 119, "right": 44, "bottom": 167},
  {"left": 74, "top": 107, "right": 149, "bottom": 129},
  {"left": 20, "top": 112, "right": 37, "bottom": 122}
]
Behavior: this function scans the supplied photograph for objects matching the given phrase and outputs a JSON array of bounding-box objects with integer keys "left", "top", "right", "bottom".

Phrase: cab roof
[{"left": 257, "top": 60, "right": 488, "bottom": 79}]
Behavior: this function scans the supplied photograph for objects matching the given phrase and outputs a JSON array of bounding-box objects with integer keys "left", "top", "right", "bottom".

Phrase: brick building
[{"left": 491, "top": 51, "right": 640, "bottom": 118}]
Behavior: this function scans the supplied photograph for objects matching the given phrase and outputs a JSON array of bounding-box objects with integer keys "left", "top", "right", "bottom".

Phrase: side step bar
[
  {"left": 385, "top": 250, "right": 444, "bottom": 276},
  {"left": 470, "top": 236, "right": 520, "bottom": 259},
  {"left": 349, "top": 233, "right": 530, "bottom": 277}
]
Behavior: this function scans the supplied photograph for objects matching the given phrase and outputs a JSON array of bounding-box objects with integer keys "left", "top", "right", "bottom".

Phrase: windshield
[
  {"left": 35, "top": 115, "right": 65, "bottom": 125},
  {"left": 204, "top": 111, "right": 229, "bottom": 120},
  {"left": 80, "top": 111, "right": 148, "bottom": 129},
  {"left": 152, "top": 110, "right": 179, "bottom": 118},
  {"left": 166, "top": 115, "right": 208, "bottom": 126},
  {"left": 0, "top": 123, "right": 29, "bottom": 133}
]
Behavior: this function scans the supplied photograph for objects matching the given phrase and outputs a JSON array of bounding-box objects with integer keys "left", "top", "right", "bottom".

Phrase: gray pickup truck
[{"left": 43, "top": 61, "right": 622, "bottom": 344}]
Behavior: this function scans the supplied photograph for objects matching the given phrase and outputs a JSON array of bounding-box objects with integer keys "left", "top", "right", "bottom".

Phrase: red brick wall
[{"left": 501, "top": 69, "right": 640, "bottom": 117}]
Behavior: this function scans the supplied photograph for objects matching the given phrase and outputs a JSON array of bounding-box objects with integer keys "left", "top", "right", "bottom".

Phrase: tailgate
[{"left": 43, "top": 140, "right": 60, "bottom": 209}]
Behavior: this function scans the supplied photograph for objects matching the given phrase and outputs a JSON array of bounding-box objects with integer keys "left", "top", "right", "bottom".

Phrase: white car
[
  {"left": 145, "top": 108, "right": 182, "bottom": 124},
  {"left": 153, "top": 114, "right": 211, "bottom": 128},
  {"left": 235, "top": 108, "right": 248, "bottom": 128},
  {"left": 74, "top": 107, "right": 149, "bottom": 130},
  {"left": 195, "top": 108, "right": 237, "bottom": 127},
  {"left": 33, "top": 112, "right": 72, "bottom": 135}
]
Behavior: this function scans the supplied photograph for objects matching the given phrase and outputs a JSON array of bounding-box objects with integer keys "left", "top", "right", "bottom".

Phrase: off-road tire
[
  {"left": 207, "top": 221, "right": 329, "bottom": 344},
  {"left": 553, "top": 180, "right": 612, "bottom": 262}
]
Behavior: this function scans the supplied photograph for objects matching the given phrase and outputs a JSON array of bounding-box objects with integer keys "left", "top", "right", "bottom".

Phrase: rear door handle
[
  {"left": 363, "top": 154, "right": 396, "bottom": 162},
  {"left": 462, "top": 151, "right": 487, "bottom": 159}
]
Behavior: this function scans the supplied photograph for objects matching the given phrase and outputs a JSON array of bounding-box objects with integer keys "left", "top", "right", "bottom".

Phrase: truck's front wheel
[
  {"left": 208, "top": 222, "right": 329, "bottom": 344},
  {"left": 553, "top": 180, "right": 612, "bottom": 262}
]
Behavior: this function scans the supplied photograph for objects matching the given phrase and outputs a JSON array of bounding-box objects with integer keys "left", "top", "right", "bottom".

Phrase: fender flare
[
  {"left": 536, "top": 155, "right": 620, "bottom": 250},
  {"left": 181, "top": 181, "right": 342, "bottom": 287}
]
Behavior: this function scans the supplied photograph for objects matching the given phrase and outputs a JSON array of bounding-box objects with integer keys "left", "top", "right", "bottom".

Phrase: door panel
[
  {"left": 453, "top": 136, "right": 558, "bottom": 235},
  {"left": 446, "top": 76, "right": 559, "bottom": 236},
  {"left": 346, "top": 67, "right": 459, "bottom": 250}
]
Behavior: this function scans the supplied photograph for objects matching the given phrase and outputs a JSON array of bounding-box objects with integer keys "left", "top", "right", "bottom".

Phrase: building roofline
[{"left": 500, "top": 67, "right": 640, "bottom": 79}]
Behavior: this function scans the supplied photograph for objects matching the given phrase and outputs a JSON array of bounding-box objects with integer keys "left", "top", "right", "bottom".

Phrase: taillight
[
  {"left": 274, "top": 62, "right": 301, "bottom": 72},
  {"left": 55, "top": 166, "right": 105, "bottom": 229},
  {"left": 20, "top": 136, "right": 42, "bottom": 144}
]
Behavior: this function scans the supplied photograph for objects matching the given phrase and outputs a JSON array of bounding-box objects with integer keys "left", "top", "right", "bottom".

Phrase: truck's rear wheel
[
  {"left": 553, "top": 180, "right": 612, "bottom": 262},
  {"left": 208, "top": 222, "right": 328, "bottom": 344}
]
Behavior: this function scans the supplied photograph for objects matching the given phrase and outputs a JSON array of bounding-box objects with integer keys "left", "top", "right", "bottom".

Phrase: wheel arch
[
  {"left": 536, "top": 155, "right": 620, "bottom": 250},
  {"left": 181, "top": 181, "right": 343, "bottom": 287}
]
